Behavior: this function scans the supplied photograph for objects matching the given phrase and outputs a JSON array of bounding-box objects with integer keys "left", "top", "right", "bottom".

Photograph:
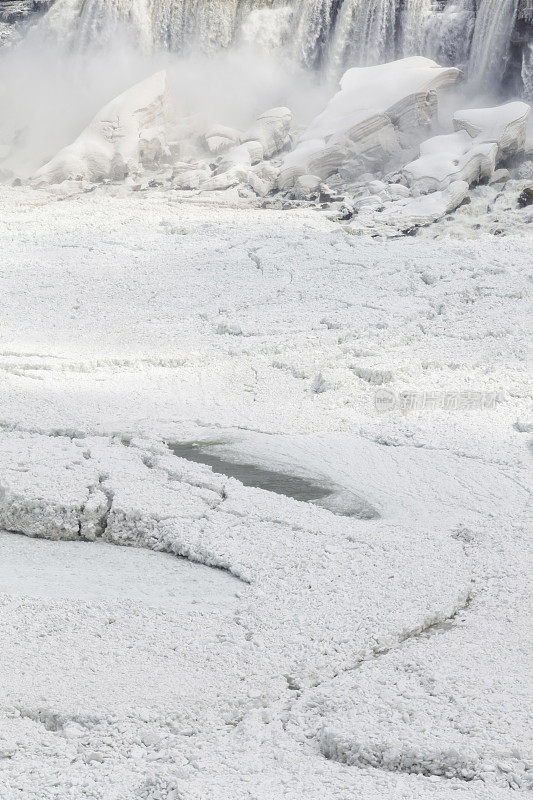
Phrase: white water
[
  {"left": 400, "top": 0, "right": 434, "bottom": 57},
  {"left": 523, "top": 41, "right": 533, "bottom": 101},
  {"left": 290, "top": 0, "right": 338, "bottom": 68},
  {"left": 325, "top": 0, "right": 399, "bottom": 77},
  {"left": 43, "top": 0, "right": 284, "bottom": 52},
  {"left": 469, "top": 0, "right": 518, "bottom": 88},
  {"left": 5, "top": 0, "right": 529, "bottom": 94}
]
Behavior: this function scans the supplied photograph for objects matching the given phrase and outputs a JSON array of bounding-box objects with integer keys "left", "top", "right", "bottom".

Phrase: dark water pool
[{"left": 168, "top": 441, "right": 379, "bottom": 519}]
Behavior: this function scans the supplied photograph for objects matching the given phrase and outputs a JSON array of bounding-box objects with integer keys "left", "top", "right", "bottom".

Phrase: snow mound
[
  {"left": 453, "top": 101, "right": 531, "bottom": 155},
  {"left": 278, "top": 57, "right": 462, "bottom": 188},
  {"left": 403, "top": 131, "right": 497, "bottom": 193},
  {"left": 32, "top": 71, "right": 171, "bottom": 185},
  {"left": 405, "top": 101, "right": 531, "bottom": 194}
]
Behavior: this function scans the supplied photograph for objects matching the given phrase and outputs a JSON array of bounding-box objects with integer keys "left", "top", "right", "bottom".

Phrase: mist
[{"left": 0, "top": 13, "right": 331, "bottom": 180}]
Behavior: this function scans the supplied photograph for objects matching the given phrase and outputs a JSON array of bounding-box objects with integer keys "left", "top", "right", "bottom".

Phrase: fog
[{"left": 0, "top": 11, "right": 330, "bottom": 179}]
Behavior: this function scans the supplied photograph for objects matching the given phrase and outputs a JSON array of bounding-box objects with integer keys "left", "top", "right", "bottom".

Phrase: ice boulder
[
  {"left": 453, "top": 102, "right": 531, "bottom": 156},
  {"left": 241, "top": 107, "right": 292, "bottom": 159},
  {"left": 403, "top": 130, "right": 497, "bottom": 194},
  {"left": 349, "top": 181, "right": 469, "bottom": 234},
  {"left": 278, "top": 57, "right": 462, "bottom": 188},
  {"left": 380, "top": 180, "right": 470, "bottom": 227},
  {"left": 404, "top": 101, "right": 531, "bottom": 194},
  {"left": 218, "top": 141, "right": 264, "bottom": 171},
  {"left": 32, "top": 71, "right": 172, "bottom": 185},
  {"left": 204, "top": 124, "right": 242, "bottom": 155}
]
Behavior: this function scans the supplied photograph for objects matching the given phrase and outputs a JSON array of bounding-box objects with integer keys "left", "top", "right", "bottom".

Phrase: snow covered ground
[{"left": 0, "top": 183, "right": 531, "bottom": 799}]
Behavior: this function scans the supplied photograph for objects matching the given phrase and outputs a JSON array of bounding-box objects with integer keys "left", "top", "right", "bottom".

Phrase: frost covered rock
[
  {"left": 404, "top": 102, "right": 531, "bottom": 195},
  {"left": 489, "top": 168, "right": 510, "bottom": 184},
  {"left": 292, "top": 174, "right": 321, "bottom": 198},
  {"left": 453, "top": 102, "right": 531, "bottom": 156},
  {"left": 204, "top": 124, "right": 242, "bottom": 155},
  {"left": 404, "top": 130, "right": 497, "bottom": 194},
  {"left": 218, "top": 141, "right": 263, "bottom": 171},
  {"left": 278, "top": 57, "right": 462, "bottom": 188},
  {"left": 350, "top": 180, "right": 469, "bottom": 234},
  {"left": 386, "top": 180, "right": 469, "bottom": 225},
  {"left": 388, "top": 182, "right": 411, "bottom": 199},
  {"left": 32, "top": 71, "right": 171, "bottom": 185},
  {"left": 241, "top": 107, "right": 292, "bottom": 159},
  {"left": 199, "top": 168, "right": 249, "bottom": 192}
]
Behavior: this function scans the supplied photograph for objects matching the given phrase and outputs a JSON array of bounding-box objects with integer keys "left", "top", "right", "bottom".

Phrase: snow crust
[{"left": 0, "top": 184, "right": 531, "bottom": 798}]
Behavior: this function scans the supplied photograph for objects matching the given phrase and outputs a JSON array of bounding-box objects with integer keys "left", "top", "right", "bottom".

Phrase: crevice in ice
[
  {"left": 15, "top": 707, "right": 98, "bottom": 735},
  {"left": 0, "top": 420, "right": 87, "bottom": 441},
  {"left": 280, "top": 597, "right": 478, "bottom": 781},
  {"left": 293, "top": 594, "right": 474, "bottom": 694}
]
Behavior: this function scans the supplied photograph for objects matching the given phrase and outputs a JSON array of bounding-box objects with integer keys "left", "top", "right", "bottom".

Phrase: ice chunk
[
  {"left": 279, "top": 57, "right": 462, "bottom": 187},
  {"left": 32, "top": 71, "right": 171, "bottom": 185},
  {"left": 453, "top": 101, "right": 531, "bottom": 155},
  {"left": 404, "top": 102, "right": 531, "bottom": 195},
  {"left": 349, "top": 181, "right": 469, "bottom": 234},
  {"left": 403, "top": 130, "right": 497, "bottom": 193},
  {"left": 241, "top": 107, "right": 292, "bottom": 159},
  {"left": 204, "top": 123, "right": 242, "bottom": 155}
]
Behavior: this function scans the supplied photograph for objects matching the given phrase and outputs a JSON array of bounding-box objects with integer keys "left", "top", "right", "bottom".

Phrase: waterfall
[
  {"left": 325, "top": 0, "right": 398, "bottom": 77},
  {"left": 42, "top": 0, "right": 284, "bottom": 53},
  {"left": 400, "top": 0, "right": 433, "bottom": 57},
  {"left": 18, "top": 0, "right": 532, "bottom": 97},
  {"left": 469, "top": 0, "right": 519, "bottom": 88},
  {"left": 290, "top": 0, "right": 339, "bottom": 68},
  {"left": 426, "top": 0, "right": 475, "bottom": 69},
  {"left": 523, "top": 41, "right": 533, "bottom": 101},
  {"left": 42, "top": 0, "right": 154, "bottom": 51}
]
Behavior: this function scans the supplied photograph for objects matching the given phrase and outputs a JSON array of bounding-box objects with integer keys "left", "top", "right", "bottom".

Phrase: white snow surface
[
  {"left": 0, "top": 183, "right": 531, "bottom": 799},
  {"left": 453, "top": 101, "right": 531, "bottom": 153}
]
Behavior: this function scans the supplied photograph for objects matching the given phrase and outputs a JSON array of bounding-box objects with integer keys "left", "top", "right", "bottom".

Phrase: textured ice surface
[
  {"left": 0, "top": 530, "right": 241, "bottom": 610},
  {"left": 0, "top": 186, "right": 530, "bottom": 799}
]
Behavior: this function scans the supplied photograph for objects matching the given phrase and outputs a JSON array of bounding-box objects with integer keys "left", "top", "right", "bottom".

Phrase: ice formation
[
  {"left": 453, "top": 101, "right": 531, "bottom": 155},
  {"left": 19, "top": 55, "right": 531, "bottom": 244},
  {"left": 404, "top": 101, "right": 530, "bottom": 193},
  {"left": 403, "top": 132, "right": 497, "bottom": 194},
  {"left": 0, "top": 2, "right": 532, "bottom": 798},
  {"left": 278, "top": 57, "right": 462, "bottom": 188},
  {"left": 32, "top": 71, "right": 171, "bottom": 184}
]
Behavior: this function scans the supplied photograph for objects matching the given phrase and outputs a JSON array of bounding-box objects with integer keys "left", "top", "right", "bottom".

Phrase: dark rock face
[
  {"left": 0, "top": 1, "right": 51, "bottom": 24},
  {"left": 517, "top": 187, "right": 533, "bottom": 207},
  {"left": 0, "top": 0, "right": 52, "bottom": 46}
]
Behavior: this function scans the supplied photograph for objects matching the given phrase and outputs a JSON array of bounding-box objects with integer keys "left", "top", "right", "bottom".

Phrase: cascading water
[
  {"left": 4, "top": 0, "right": 532, "bottom": 96},
  {"left": 400, "top": 0, "right": 434, "bottom": 57},
  {"left": 523, "top": 41, "right": 533, "bottom": 100},
  {"left": 290, "top": 0, "right": 339, "bottom": 69},
  {"left": 42, "top": 0, "right": 288, "bottom": 52},
  {"left": 324, "top": 0, "right": 398, "bottom": 77},
  {"left": 468, "top": 0, "right": 519, "bottom": 88}
]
